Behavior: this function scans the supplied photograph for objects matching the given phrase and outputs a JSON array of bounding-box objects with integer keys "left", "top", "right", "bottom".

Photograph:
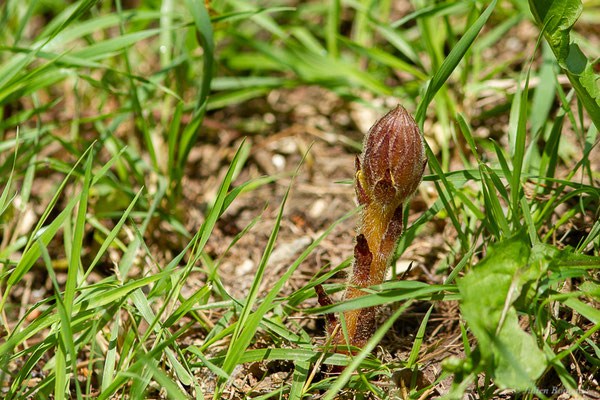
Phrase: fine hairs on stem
[{"left": 316, "top": 105, "right": 426, "bottom": 354}]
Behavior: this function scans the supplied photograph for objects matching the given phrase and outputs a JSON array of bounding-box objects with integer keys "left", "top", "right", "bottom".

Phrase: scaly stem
[
  {"left": 333, "top": 201, "right": 403, "bottom": 349},
  {"left": 317, "top": 105, "right": 425, "bottom": 353}
]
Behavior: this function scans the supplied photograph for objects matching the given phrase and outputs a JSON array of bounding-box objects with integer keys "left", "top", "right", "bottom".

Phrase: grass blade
[{"left": 415, "top": 0, "right": 497, "bottom": 126}]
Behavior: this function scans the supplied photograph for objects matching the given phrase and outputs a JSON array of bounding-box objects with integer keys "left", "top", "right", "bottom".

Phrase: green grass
[{"left": 1, "top": 0, "right": 600, "bottom": 398}]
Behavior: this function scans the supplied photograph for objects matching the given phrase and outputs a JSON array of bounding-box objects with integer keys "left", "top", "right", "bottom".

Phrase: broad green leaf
[
  {"left": 457, "top": 234, "right": 547, "bottom": 390},
  {"left": 529, "top": 0, "right": 600, "bottom": 130},
  {"left": 528, "top": 0, "right": 582, "bottom": 63}
]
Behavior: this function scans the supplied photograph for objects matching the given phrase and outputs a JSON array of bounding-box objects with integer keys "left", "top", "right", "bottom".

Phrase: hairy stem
[{"left": 324, "top": 105, "right": 425, "bottom": 352}]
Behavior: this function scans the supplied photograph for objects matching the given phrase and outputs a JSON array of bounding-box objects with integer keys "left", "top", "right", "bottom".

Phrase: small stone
[
  {"left": 271, "top": 154, "right": 286, "bottom": 170},
  {"left": 309, "top": 199, "right": 327, "bottom": 219},
  {"left": 236, "top": 259, "right": 254, "bottom": 276}
]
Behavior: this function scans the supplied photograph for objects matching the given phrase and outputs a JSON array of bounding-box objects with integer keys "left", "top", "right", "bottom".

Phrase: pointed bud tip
[{"left": 361, "top": 104, "right": 426, "bottom": 205}]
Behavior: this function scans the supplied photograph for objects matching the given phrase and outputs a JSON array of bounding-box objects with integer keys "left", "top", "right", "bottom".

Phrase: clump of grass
[{"left": 0, "top": 0, "right": 599, "bottom": 398}]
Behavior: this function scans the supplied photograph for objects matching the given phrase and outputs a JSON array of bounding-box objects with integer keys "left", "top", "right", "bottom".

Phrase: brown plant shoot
[{"left": 317, "top": 105, "right": 426, "bottom": 352}]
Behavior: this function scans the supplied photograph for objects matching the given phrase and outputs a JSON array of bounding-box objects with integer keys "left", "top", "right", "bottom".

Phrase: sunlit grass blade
[
  {"left": 326, "top": 0, "right": 340, "bottom": 57},
  {"left": 70, "top": 29, "right": 161, "bottom": 60},
  {"left": 338, "top": 36, "right": 428, "bottom": 80},
  {"left": 0, "top": 130, "right": 19, "bottom": 217},
  {"left": 167, "top": 101, "right": 184, "bottom": 185},
  {"left": 423, "top": 146, "right": 469, "bottom": 249},
  {"left": 391, "top": 1, "right": 470, "bottom": 28},
  {"left": 97, "top": 323, "right": 193, "bottom": 400},
  {"left": 415, "top": 0, "right": 497, "bottom": 126},
  {"left": 306, "top": 282, "right": 455, "bottom": 315},
  {"left": 82, "top": 187, "right": 143, "bottom": 280},
  {"left": 147, "top": 363, "right": 190, "bottom": 400},
  {"left": 216, "top": 160, "right": 303, "bottom": 396},
  {"left": 64, "top": 150, "right": 93, "bottom": 313},
  {"left": 578, "top": 218, "right": 600, "bottom": 253},
  {"left": 509, "top": 64, "right": 536, "bottom": 228},
  {"left": 406, "top": 304, "right": 433, "bottom": 368},
  {"left": 118, "top": 140, "right": 249, "bottom": 395},
  {"left": 187, "top": 138, "right": 249, "bottom": 265},
  {"left": 2, "top": 195, "right": 78, "bottom": 317},
  {"left": 456, "top": 112, "right": 479, "bottom": 162},
  {"left": 202, "top": 348, "right": 379, "bottom": 370},
  {"left": 37, "top": 240, "right": 77, "bottom": 400},
  {"left": 163, "top": 285, "right": 211, "bottom": 328},
  {"left": 289, "top": 360, "right": 310, "bottom": 400},
  {"left": 0, "top": 0, "right": 99, "bottom": 90},
  {"left": 480, "top": 165, "right": 511, "bottom": 238},
  {"left": 373, "top": 23, "right": 421, "bottom": 67},
  {"left": 118, "top": 177, "right": 166, "bottom": 278},
  {"left": 176, "top": 0, "right": 214, "bottom": 181},
  {"left": 101, "top": 307, "right": 121, "bottom": 392}
]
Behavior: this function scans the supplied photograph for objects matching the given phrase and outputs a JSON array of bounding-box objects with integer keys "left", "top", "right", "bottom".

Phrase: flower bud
[{"left": 358, "top": 105, "right": 426, "bottom": 207}]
